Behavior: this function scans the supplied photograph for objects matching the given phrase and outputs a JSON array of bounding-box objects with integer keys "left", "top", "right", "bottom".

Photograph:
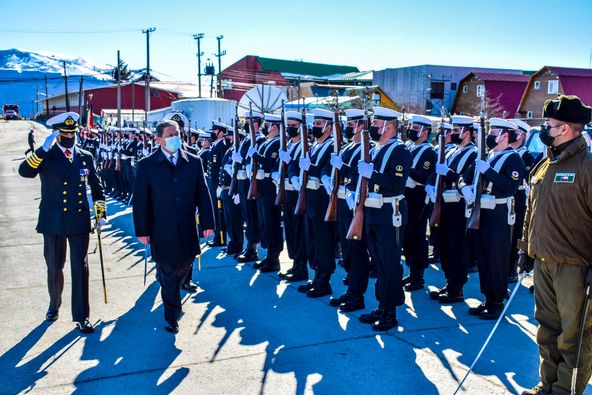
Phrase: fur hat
[{"left": 543, "top": 95, "right": 592, "bottom": 124}]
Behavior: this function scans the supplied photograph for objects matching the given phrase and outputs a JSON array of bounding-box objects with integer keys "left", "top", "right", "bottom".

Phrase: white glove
[
  {"left": 224, "top": 164, "right": 233, "bottom": 175},
  {"left": 100, "top": 217, "right": 108, "bottom": 227},
  {"left": 358, "top": 161, "right": 374, "bottom": 179},
  {"left": 279, "top": 150, "right": 291, "bottom": 164},
  {"left": 232, "top": 194, "right": 240, "bottom": 205},
  {"left": 299, "top": 155, "right": 311, "bottom": 171},
  {"left": 477, "top": 159, "right": 490, "bottom": 174},
  {"left": 245, "top": 163, "right": 252, "bottom": 178},
  {"left": 346, "top": 191, "right": 355, "bottom": 210},
  {"left": 271, "top": 172, "right": 279, "bottom": 182},
  {"left": 425, "top": 185, "right": 436, "bottom": 203},
  {"left": 321, "top": 175, "right": 332, "bottom": 195},
  {"left": 232, "top": 151, "right": 243, "bottom": 163},
  {"left": 247, "top": 146, "right": 257, "bottom": 158},
  {"left": 436, "top": 163, "right": 449, "bottom": 176},
  {"left": 330, "top": 153, "right": 343, "bottom": 170},
  {"left": 461, "top": 185, "right": 475, "bottom": 204},
  {"left": 524, "top": 184, "right": 531, "bottom": 196},
  {"left": 291, "top": 176, "right": 301, "bottom": 190},
  {"left": 42, "top": 130, "right": 59, "bottom": 151}
]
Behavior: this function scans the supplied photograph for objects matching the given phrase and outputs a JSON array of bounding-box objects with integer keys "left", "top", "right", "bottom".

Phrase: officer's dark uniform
[
  {"left": 25, "top": 130, "right": 35, "bottom": 155},
  {"left": 428, "top": 141, "right": 477, "bottom": 301},
  {"left": 207, "top": 135, "right": 230, "bottom": 246},
  {"left": 218, "top": 147, "right": 244, "bottom": 254},
  {"left": 459, "top": 145, "right": 525, "bottom": 318},
  {"left": 19, "top": 116, "right": 105, "bottom": 326},
  {"left": 403, "top": 140, "right": 436, "bottom": 289},
  {"left": 252, "top": 133, "right": 283, "bottom": 270},
  {"left": 121, "top": 133, "right": 138, "bottom": 201}
]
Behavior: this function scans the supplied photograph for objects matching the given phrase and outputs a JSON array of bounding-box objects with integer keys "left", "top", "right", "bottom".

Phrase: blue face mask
[{"left": 165, "top": 135, "right": 182, "bottom": 152}]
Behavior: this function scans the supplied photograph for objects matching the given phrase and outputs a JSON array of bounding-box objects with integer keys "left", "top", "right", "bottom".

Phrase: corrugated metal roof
[
  {"left": 328, "top": 70, "right": 374, "bottom": 81},
  {"left": 546, "top": 66, "right": 592, "bottom": 78},
  {"left": 256, "top": 56, "right": 359, "bottom": 78},
  {"left": 473, "top": 72, "right": 530, "bottom": 82}
]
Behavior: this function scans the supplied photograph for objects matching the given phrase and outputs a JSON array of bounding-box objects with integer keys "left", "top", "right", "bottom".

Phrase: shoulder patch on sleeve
[{"left": 511, "top": 170, "right": 519, "bottom": 180}]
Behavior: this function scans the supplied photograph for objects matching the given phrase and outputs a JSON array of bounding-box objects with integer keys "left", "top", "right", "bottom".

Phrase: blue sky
[{"left": 2, "top": 0, "right": 591, "bottom": 82}]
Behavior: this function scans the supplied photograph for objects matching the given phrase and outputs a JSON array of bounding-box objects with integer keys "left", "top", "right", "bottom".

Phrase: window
[
  {"left": 534, "top": 81, "right": 541, "bottom": 90},
  {"left": 548, "top": 80, "right": 559, "bottom": 94},
  {"left": 476, "top": 84, "right": 485, "bottom": 97},
  {"left": 462, "top": 85, "right": 468, "bottom": 93},
  {"left": 430, "top": 81, "right": 444, "bottom": 99},
  {"left": 527, "top": 111, "right": 533, "bottom": 119},
  {"left": 451, "top": 82, "right": 457, "bottom": 91}
]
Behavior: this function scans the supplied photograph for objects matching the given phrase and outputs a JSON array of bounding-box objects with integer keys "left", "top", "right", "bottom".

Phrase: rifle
[
  {"left": 275, "top": 100, "right": 287, "bottom": 206},
  {"left": 324, "top": 101, "right": 343, "bottom": 221},
  {"left": 294, "top": 106, "right": 309, "bottom": 215},
  {"left": 467, "top": 94, "right": 487, "bottom": 230},
  {"left": 430, "top": 107, "right": 447, "bottom": 227},
  {"left": 229, "top": 104, "right": 240, "bottom": 196},
  {"left": 346, "top": 101, "right": 370, "bottom": 240},
  {"left": 247, "top": 102, "right": 258, "bottom": 200}
]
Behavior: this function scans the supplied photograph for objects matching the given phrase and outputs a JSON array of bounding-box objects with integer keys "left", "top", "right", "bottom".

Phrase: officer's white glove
[
  {"left": 291, "top": 176, "right": 301, "bottom": 190},
  {"left": 330, "top": 153, "right": 343, "bottom": 170},
  {"left": 425, "top": 184, "right": 436, "bottom": 203},
  {"left": 524, "top": 184, "right": 531, "bottom": 196},
  {"left": 232, "top": 194, "right": 240, "bottom": 205},
  {"left": 271, "top": 172, "right": 279, "bottom": 182},
  {"left": 477, "top": 159, "right": 490, "bottom": 174},
  {"left": 321, "top": 175, "right": 332, "bottom": 195},
  {"left": 246, "top": 163, "right": 252, "bottom": 179},
  {"left": 279, "top": 150, "right": 291, "bottom": 164},
  {"left": 436, "top": 163, "right": 449, "bottom": 176},
  {"left": 247, "top": 146, "right": 257, "bottom": 158},
  {"left": 99, "top": 217, "right": 108, "bottom": 227},
  {"left": 358, "top": 161, "right": 374, "bottom": 179},
  {"left": 232, "top": 151, "right": 243, "bottom": 163},
  {"left": 299, "top": 155, "right": 311, "bottom": 171},
  {"left": 346, "top": 191, "right": 355, "bottom": 210},
  {"left": 42, "top": 130, "right": 59, "bottom": 152},
  {"left": 224, "top": 164, "right": 233, "bottom": 175},
  {"left": 461, "top": 185, "right": 475, "bottom": 204}
]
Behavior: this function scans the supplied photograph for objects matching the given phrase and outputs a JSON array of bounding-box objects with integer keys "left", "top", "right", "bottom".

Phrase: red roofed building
[
  {"left": 452, "top": 72, "right": 530, "bottom": 118},
  {"left": 517, "top": 66, "right": 592, "bottom": 124}
]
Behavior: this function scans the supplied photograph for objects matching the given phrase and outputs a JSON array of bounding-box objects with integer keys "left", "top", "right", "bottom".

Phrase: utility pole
[
  {"left": 142, "top": 27, "right": 156, "bottom": 128},
  {"left": 132, "top": 79, "right": 135, "bottom": 123},
  {"left": 117, "top": 50, "right": 122, "bottom": 129},
  {"left": 44, "top": 75, "right": 49, "bottom": 116},
  {"left": 215, "top": 35, "right": 226, "bottom": 98},
  {"left": 63, "top": 60, "right": 70, "bottom": 111},
  {"left": 193, "top": 33, "right": 204, "bottom": 98},
  {"left": 78, "top": 76, "right": 84, "bottom": 122}
]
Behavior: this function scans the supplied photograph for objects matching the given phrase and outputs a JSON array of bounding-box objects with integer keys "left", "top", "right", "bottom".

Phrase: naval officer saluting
[{"left": 19, "top": 112, "right": 106, "bottom": 333}]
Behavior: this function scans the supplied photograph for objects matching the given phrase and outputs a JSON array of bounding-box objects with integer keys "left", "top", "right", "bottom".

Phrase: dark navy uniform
[
  {"left": 403, "top": 141, "right": 436, "bottom": 287},
  {"left": 121, "top": 135, "right": 138, "bottom": 200},
  {"left": 207, "top": 137, "right": 230, "bottom": 245},
  {"left": 19, "top": 140, "right": 105, "bottom": 323},
  {"left": 218, "top": 148, "right": 243, "bottom": 254}
]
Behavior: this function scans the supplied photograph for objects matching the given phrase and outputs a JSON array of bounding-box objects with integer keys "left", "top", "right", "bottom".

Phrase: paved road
[{"left": 0, "top": 120, "right": 588, "bottom": 394}]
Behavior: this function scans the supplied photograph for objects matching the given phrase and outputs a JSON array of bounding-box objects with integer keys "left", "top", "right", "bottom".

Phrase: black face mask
[
  {"left": 344, "top": 126, "right": 355, "bottom": 140},
  {"left": 197, "top": 141, "right": 203, "bottom": 149},
  {"left": 261, "top": 125, "right": 269, "bottom": 136},
  {"left": 311, "top": 126, "right": 324, "bottom": 139},
  {"left": 539, "top": 125, "right": 558, "bottom": 147},
  {"left": 485, "top": 134, "right": 499, "bottom": 150},
  {"left": 286, "top": 126, "right": 299, "bottom": 138},
  {"left": 369, "top": 126, "right": 381, "bottom": 141},
  {"left": 407, "top": 128, "right": 419, "bottom": 142},
  {"left": 59, "top": 136, "right": 75, "bottom": 148},
  {"left": 450, "top": 133, "right": 463, "bottom": 145},
  {"left": 243, "top": 123, "right": 250, "bottom": 134}
]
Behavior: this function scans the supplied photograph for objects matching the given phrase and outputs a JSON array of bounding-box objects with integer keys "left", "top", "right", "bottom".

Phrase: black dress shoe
[
  {"left": 207, "top": 240, "right": 225, "bottom": 248},
  {"left": 479, "top": 303, "right": 504, "bottom": 320},
  {"left": 238, "top": 251, "right": 259, "bottom": 263},
  {"left": 252, "top": 258, "right": 269, "bottom": 269},
  {"left": 372, "top": 310, "right": 398, "bottom": 331},
  {"left": 284, "top": 270, "right": 308, "bottom": 283},
  {"left": 225, "top": 248, "right": 242, "bottom": 256},
  {"left": 403, "top": 278, "right": 425, "bottom": 292},
  {"left": 429, "top": 285, "right": 448, "bottom": 300},
  {"left": 342, "top": 277, "right": 349, "bottom": 286},
  {"left": 368, "top": 269, "right": 377, "bottom": 279},
  {"left": 45, "top": 309, "right": 59, "bottom": 322},
  {"left": 402, "top": 275, "right": 413, "bottom": 286},
  {"left": 258, "top": 260, "right": 280, "bottom": 273},
  {"left": 339, "top": 296, "right": 365, "bottom": 312},
  {"left": 359, "top": 308, "right": 383, "bottom": 324},
  {"left": 165, "top": 321, "right": 179, "bottom": 334},
  {"left": 297, "top": 281, "right": 314, "bottom": 293},
  {"left": 182, "top": 281, "right": 199, "bottom": 292},
  {"left": 329, "top": 292, "right": 351, "bottom": 307},
  {"left": 468, "top": 302, "right": 488, "bottom": 316},
  {"left": 306, "top": 283, "right": 332, "bottom": 298},
  {"left": 278, "top": 268, "right": 293, "bottom": 279},
  {"left": 76, "top": 319, "right": 94, "bottom": 334},
  {"left": 438, "top": 290, "right": 464, "bottom": 304}
]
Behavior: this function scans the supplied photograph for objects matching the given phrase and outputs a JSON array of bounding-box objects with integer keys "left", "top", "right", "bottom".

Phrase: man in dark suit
[
  {"left": 25, "top": 128, "right": 35, "bottom": 155},
  {"left": 19, "top": 112, "right": 105, "bottom": 334},
  {"left": 132, "top": 120, "right": 215, "bottom": 334}
]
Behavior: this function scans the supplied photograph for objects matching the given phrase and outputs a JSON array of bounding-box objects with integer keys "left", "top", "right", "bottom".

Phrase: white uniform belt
[
  {"left": 121, "top": 155, "right": 131, "bottom": 160},
  {"left": 306, "top": 177, "right": 320, "bottom": 190},
  {"left": 256, "top": 169, "right": 271, "bottom": 180},
  {"left": 284, "top": 179, "right": 295, "bottom": 191},
  {"left": 237, "top": 170, "right": 247, "bottom": 180},
  {"left": 337, "top": 185, "right": 346, "bottom": 199}
]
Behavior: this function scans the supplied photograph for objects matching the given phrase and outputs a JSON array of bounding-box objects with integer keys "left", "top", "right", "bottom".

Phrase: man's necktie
[
  {"left": 64, "top": 149, "right": 72, "bottom": 162},
  {"left": 169, "top": 155, "right": 175, "bottom": 166}
]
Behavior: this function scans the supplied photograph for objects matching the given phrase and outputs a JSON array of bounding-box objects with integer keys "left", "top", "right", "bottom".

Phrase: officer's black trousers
[
  {"left": 157, "top": 260, "right": 192, "bottom": 322},
  {"left": 256, "top": 193, "right": 283, "bottom": 260},
  {"left": 365, "top": 223, "right": 405, "bottom": 310},
  {"left": 208, "top": 182, "right": 226, "bottom": 245},
  {"left": 439, "top": 201, "right": 470, "bottom": 290},
  {"left": 222, "top": 193, "right": 244, "bottom": 253},
  {"left": 282, "top": 191, "right": 307, "bottom": 264},
  {"left": 43, "top": 233, "right": 90, "bottom": 322},
  {"left": 509, "top": 190, "right": 527, "bottom": 275},
  {"left": 337, "top": 203, "right": 369, "bottom": 296},
  {"left": 403, "top": 188, "right": 430, "bottom": 278},
  {"left": 474, "top": 205, "right": 511, "bottom": 303},
  {"left": 238, "top": 181, "right": 260, "bottom": 249},
  {"left": 305, "top": 214, "right": 335, "bottom": 282}
]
